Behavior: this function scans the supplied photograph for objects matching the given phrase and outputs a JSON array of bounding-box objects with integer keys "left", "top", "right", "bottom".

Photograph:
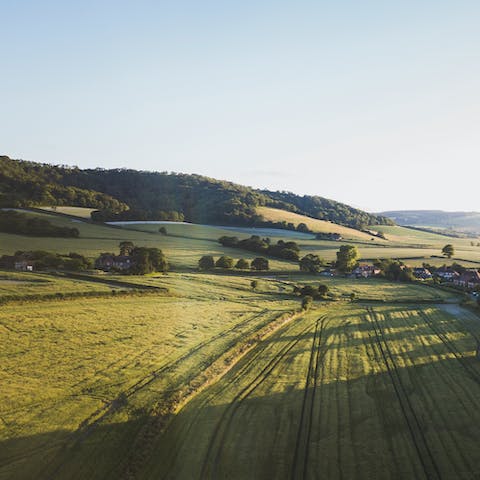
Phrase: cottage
[
  {"left": 454, "top": 270, "right": 480, "bottom": 290},
  {"left": 352, "top": 264, "right": 381, "bottom": 278},
  {"left": 413, "top": 267, "right": 432, "bottom": 280},
  {"left": 95, "top": 254, "right": 134, "bottom": 272},
  {"left": 319, "top": 268, "right": 335, "bottom": 277},
  {"left": 14, "top": 259, "right": 34, "bottom": 272},
  {"left": 435, "top": 266, "right": 460, "bottom": 282}
]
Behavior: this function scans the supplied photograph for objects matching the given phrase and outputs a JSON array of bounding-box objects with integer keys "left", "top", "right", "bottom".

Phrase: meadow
[{"left": 1, "top": 208, "right": 480, "bottom": 479}]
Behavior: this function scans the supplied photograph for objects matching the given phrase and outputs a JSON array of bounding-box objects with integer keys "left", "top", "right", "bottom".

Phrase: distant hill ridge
[
  {"left": 0, "top": 155, "right": 392, "bottom": 229},
  {"left": 380, "top": 210, "right": 480, "bottom": 233}
]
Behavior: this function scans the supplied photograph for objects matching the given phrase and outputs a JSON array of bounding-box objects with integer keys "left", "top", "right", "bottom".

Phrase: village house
[
  {"left": 413, "top": 267, "right": 432, "bottom": 280},
  {"left": 319, "top": 268, "right": 335, "bottom": 277},
  {"left": 435, "top": 266, "right": 460, "bottom": 282},
  {"left": 95, "top": 254, "right": 134, "bottom": 272},
  {"left": 351, "top": 264, "right": 381, "bottom": 278},
  {"left": 14, "top": 259, "right": 34, "bottom": 272},
  {"left": 454, "top": 270, "right": 480, "bottom": 290}
]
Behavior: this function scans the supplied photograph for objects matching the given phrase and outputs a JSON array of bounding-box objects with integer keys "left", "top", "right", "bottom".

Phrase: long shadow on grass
[{"left": 3, "top": 356, "right": 480, "bottom": 480}]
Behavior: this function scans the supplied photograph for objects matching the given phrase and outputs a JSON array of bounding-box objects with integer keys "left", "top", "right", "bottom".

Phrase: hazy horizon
[{"left": 2, "top": 1, "right": 479, "bottom": 212}]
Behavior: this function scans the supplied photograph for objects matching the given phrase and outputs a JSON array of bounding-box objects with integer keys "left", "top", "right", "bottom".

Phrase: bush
[
  {"left": 198, "top": 255, "right": 215, "bottom": 270},
  {"left": 251, "top": 257, "right": 269, "bottom": 271},
  {"left": 215, "top": 256, "right": 234, "bottom": 269},
  {"left": 302, "top": 295, "right": 313, "bottom": 310},
  {"left": 235, "top": 258, "right": 250, "bottom": 269}
]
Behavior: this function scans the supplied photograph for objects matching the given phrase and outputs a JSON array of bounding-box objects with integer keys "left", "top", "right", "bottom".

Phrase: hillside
[
  {"left": 257, "top": 207, "right": 377, "bottom": 241},
  {"left": 380, "top": 210, "right": 480, "bottom": 234},
  {"left": 0, "top": 156, "right": 392, "bottom": 229}
]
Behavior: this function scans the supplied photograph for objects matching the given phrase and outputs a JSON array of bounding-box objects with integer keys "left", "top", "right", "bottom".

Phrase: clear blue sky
[{"left": 1, "top": 1, "right": 479, "bottom": 212}]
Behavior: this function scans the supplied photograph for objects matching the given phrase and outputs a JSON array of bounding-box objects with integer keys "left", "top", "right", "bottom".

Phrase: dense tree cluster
[
  {"left": 299, "top": 254, "right": 325, "bottom": 273},
  {"left": 0, "top": 156, "right": 126, "bottom": 211},
  {"left": 336, "top": 245, "right": 359, "bottom": 273},
  {"left": 218, "top": 235, "right": 300, "bottom": 261},
  {"left": 128, "top": 247, "right": 168, "bottom": 274},
  {"left": 373, "top": 259, "right": 415, "bottom": 282},
  {"left": 0, "top": 210, "right": 79, "bottom": 237},
  {"left": 0, "top": 250, "right": 92, "bottom": 271},
  {"left": 0, "top": 156, "right": 393, "bottom": 229}
]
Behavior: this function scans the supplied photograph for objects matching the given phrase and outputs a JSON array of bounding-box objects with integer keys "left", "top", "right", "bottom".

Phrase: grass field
[
  {"left": 1, "top": 208, "right": 479, "bottom": 269},
  {"left": 37, "top": 206, "right": 97, "bottom": 218},
  {"left": 0, "top": 270, "right": 131, "bottom": 298},
  {"left": 257, "top": 206, "right": 378, "bottom": 241},
  {"left": 1, "top": 270, "right": 480, "bottom": 479},
  {"left": 139, "top": 303, "right": 480, "bottom": 480}
]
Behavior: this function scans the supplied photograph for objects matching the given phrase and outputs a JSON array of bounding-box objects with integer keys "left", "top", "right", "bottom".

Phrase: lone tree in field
[
  {"left": 251, "top": 257, "right": 269, "bottom": 271},
  {"left": 198, "top": 255, "right": 215, "bottom": 270},
  {"left": 336, "top": 245, "right": 359, "bottom": 273},
  {"left": 158, "top": 226, "right": 167, "bottom": 235},
  {"left": 119, "top": 241, "right": 135, "bottom": 256},
  {"left": 215, "top": 256, "right": 234, "bottom": 269},
  {"left": 442, "top": 244, "right": 455, "bottom": 259},
  {"left": 251, "top": 280, "right": 258, "bottom": 290},
  {"left": 318, "top": 284, "right": 329, "bottom": 297},
  {"left": 302, "top": 295, "right": 313, "bottom": 310},
  {"left": 235, "top": 258, "right": 250, "bottom": 269},
  {"left": 299, "top": 254, "right": 324, "bottom": 273}
]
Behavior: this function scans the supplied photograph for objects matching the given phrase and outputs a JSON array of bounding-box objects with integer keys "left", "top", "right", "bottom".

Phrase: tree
[
  {"left": 318, "top": 284, "right": 329, "bottom": 297},
  {"left": 296, "top": 222, "right": 310, "bottom": 233},
  {"left": 336, "top": 245, "right": 359, "bottom": 273},
  {"left": 251, "top": 257, "right": 269, "bottom": 271},
  {"left": 302, "top": 295, "right": 313, "bottom": 310},
  {"left": 300, "top": 285, "right": 317, "bottom": 297},
  {"left": 299, "top": 254, "right": 324, "bottom": 273},
  {"left": 215, "top": 256, "right": 234, "bottom": 269},
  {"left": 119, "top": 241, "right": 134, "bottom": 256},
  {"left": 251, "top": 280, "right": 258, "bottom": 290},
  {"left": 442, "top": 244, "right": 454, "bottom": 259},
  {"left": 235, "top": 258, "right": 250, "bottom": 269},
  {"left": 159, "top": 226, "right": 167, "bottom": 235},
  {"left": 198, "top": 255, "right": 215, "bottom": 270}
]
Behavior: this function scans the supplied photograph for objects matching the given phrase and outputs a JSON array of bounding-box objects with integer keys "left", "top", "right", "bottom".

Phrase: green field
[
  {"left": 1, "top": 209, "right": 480, "bottom": 479},
  {"left": 1, "top": 270, "right": 480, "bottom": 479}
]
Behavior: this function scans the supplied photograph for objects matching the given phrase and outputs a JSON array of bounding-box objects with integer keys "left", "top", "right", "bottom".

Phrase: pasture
[{"left": 1, "top": 270, "right": 480, "bottom": 479}]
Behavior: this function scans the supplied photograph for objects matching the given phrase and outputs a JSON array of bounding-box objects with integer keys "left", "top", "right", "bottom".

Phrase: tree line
[
  {"left": 218, "top": 235, "right": 300, "bottom": 261},
  {"left": 1, "top": 156, "right": 393, "bottom": 229}
]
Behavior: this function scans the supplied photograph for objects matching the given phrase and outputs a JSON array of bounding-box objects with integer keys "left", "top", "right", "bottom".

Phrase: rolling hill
[
  {"left": 0, "top": 155, "right": 392, "bottom": 229},
  {"left": 380, "top": 210, "right": 480, "bottom": 234}
]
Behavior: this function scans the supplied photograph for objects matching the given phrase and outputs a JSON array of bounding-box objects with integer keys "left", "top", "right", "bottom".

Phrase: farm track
[
  {"left": 366, "top": 307, "right": 442, "bottom": 480},
  {"left": 290, "top": 316, "right": 330, "bottom": 480},
  {"left": 199, "top": 318, "right": 317, "bottom": 479}
]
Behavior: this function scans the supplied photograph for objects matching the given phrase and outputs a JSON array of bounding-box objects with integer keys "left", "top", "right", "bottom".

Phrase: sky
[{"left": 1, "top": 1, "right": 479, "bottom": 212}]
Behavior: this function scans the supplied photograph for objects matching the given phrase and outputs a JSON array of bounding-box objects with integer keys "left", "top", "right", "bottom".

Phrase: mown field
[
  {"left": 140, "top": 302, "right": 480, "bottom": 480},
  {"left": 1, "top": 270, "right": 480, "bottom": 479}
]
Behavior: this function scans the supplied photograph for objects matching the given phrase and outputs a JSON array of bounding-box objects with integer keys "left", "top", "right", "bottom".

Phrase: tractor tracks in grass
[
  {"left": 73, "top": 309, "right": 274, "bottom": 439},
  {"left": 290, "top": 315, "right": 331, "bottom": 480},
  {"left": 199, "top": 317, "right": 317, "bottom": 480},
  {"left": 419, "top": 310, "right": 480, "bottom": 388},
  {"left": 121, "top": 309, "right": 308, "bottom": 480},
  {"left": 366, "top": 307, "right": 442, "bottom": 480}
]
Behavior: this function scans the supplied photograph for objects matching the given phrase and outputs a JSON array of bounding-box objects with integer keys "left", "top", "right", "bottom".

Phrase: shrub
[
  {"left": 251, "top": 257, "right": 269, "bottom": 271},
  {"left": 198, "top": 255, "right": 215, "bottom": 270},
  {"left": 215, "top": 256, "right": 234, "bottom": 269},
  {"left": 302, "top": 295, "right": 313, "bottom": 310},
  {"left": 235, "top": 258, "right": 250, "bottom": 269}
]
